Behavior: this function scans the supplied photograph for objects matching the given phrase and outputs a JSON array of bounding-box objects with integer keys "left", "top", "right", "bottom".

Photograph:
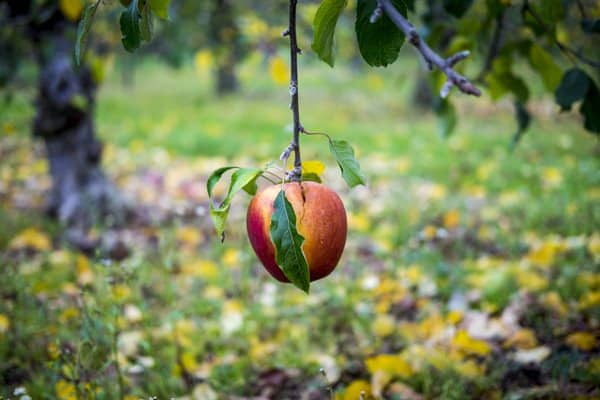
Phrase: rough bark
[{"left": 33, "top": 38, "right": 126, "bottom": 241}]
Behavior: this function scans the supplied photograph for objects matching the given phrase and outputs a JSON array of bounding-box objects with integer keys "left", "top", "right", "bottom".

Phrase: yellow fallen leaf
[
  {"left": 373, "top": 314, "right": 396, "bottom": 338},
  {"left": 56, "top": 379, "right": 77, "bottom": 400},
  {"left": 504, "top": 329, "right": 538, "bottom": 350},
  {"left": 454, "top": 359, "right": 486, "bottom": 378},
  {"left": 541, "top": 291, "right": 568, "bottom": 316},
  {"left": 10, "top": 227, "right": 51, "bottom": 251},
  {"left": 541, "top": 167, "right": 562, "bottom": 189},
  {"left": 59, "top": 0, "right": 83, "bottom": 22},
  {"left": 443, "top": 209, "right": 460, "bottom": 229},
  {"left": 222, "top": 248, "right": 240, "bottom": 267},
  {"left": 76, "top": 254, "right": 93, "bottom": 286},
  {"left": 365, "top": 353, "right": 413, "bottom": 379},
  {"left": 0, "top": 314, "right": 9, "bottom": 334},
  {"left": 452, "top": 330, "right": 492, "bottom": 357},
  {"left": 176, "top": 226, "right": 203, "bottom": 248},
  {"left": 579, "top": 291, "right": 600, "bottom": 310},
  {"left": 269, "top": 56, "right": 288, "bottom": 85},
  {"left": 565, "top": 332, "right": 597, "bottom": 351},
  {"left": 588, "top": 233, "right": 600, "bottom": 261},
  {"left": 338, "top": 380, "right": 373, "bottom": 400},
  {"left": 112, "top": 284, "right": 131, "bottom": 301}
]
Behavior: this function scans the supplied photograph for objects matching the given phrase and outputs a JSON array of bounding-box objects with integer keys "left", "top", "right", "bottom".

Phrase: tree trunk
[
  {"left": 210, "top": 0, "right": 240, "bottom": 95},
  {"left": 33, "top": 38, "right": 125, "bottom": 241}
]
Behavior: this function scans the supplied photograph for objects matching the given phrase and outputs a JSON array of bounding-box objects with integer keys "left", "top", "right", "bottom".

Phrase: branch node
[
  {"left": 440, "top": 81, "right": 453, "bottom": 99},
  {"left": 289, "top": 81, "right": 297, "bottom": 96},
  {"left": 280, "top": 142, "right": 296, "bottom": 162},
  {"left": 447, "top": 50, "right": 470, "bottom": 67},
  {"left": 370, "top": 4, "right": 383, "bottom": 23},
  {"left": 282, "top": 28, "right": 290, "bottom": 37}
]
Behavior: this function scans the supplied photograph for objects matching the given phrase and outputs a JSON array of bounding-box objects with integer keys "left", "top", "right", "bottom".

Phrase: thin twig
[
  {"left": 377, "top": 0, "right": 482, "bottom": 97},
  {"left": 283, "top": 0, "right": 303, "bottom": 182}
]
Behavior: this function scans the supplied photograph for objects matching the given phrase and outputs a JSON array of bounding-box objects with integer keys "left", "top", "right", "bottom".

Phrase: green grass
[{"left": 1, "top": 55, "right": 599, "bottom": 399}]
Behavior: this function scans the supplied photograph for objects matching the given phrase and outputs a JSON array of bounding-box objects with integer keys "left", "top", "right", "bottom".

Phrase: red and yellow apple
[{"left": 246, "top": 181, "right": 347, "bottom": 282}]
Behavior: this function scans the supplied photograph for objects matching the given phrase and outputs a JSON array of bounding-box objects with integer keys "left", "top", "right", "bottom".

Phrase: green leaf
[
  {"left": 355, "top": 0, "right": 407, "bottom": 67},
  {"left": 140, "top": 1, "right": 154, "bottom": 42},
  {"left": 509, "top": 101, "right": 531, "bottom": 150},
  {"left": 443, "top": 0, "right": 474, "bottom": 18},
  {"left": 270, "top": 190, "right": 310, "bottom": 293},
  {"left": 435, "top": 99, "right": 457, "bottom": 138},
  {"left": 311, "top": 0, "right": 348, "bottom": 67},
  {"left": 207, "top": 166, "right": 238, "bottom": 200},
  {"left": 581, "top": 83, "right": 600, "bottom": 134},
  {"left": 487, "top": 70, "right": 530, "bottom": 103},
  {"left": 75, "top": 0, "right": 100, "bottom": 66},
  {"left": 329, "top": 139, "right": 366, "bottom": 188},
  {"left": 207, "top": 167, "right": 263, "bottom": 239},
  {"left": 150, "top": 0, "right": 171, "bottom": 20},
  {"left": 120, "top": 0, "right": 141, "bottom": 52},
  {"left": 555, "top": 68, "right": 590, "bottom": 111},
  {"left": 528, "top": 43, "right": 562, "bottom": 91}
]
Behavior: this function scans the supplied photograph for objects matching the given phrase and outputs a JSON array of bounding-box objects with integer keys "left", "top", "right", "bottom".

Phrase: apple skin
[{"left": 246, "top": 181, "right": 347, "bottom": 282}]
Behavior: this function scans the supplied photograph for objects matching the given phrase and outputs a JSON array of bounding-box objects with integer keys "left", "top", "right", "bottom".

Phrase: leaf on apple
[
  {"left": 207, "top": 166, "right": 263, "bottom": 240},
  {"left": 270, "top": 189, "right": 310, "bottom": 293},
  {"left": 329, "top": 139, "right": 366, "bottom": 188}
]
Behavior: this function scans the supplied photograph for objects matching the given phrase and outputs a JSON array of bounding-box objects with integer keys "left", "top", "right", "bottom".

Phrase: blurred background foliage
[{"left": 0, "top": 0, "right": 599, "bottom": 399}]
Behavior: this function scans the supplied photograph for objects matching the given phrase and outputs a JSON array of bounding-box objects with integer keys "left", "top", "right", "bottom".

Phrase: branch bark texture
[{"left": 377, "top": 0, "right": 482, "bottom": 97}]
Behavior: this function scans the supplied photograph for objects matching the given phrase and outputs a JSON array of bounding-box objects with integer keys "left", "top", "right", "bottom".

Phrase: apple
[{"left": 246, "top": 181, "right": 347, "bottom": 282}]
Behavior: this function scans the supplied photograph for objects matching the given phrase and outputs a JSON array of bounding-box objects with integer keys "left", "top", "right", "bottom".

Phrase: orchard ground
[{"left": 1, "top": 53, "right": 599, "bottom": 399}]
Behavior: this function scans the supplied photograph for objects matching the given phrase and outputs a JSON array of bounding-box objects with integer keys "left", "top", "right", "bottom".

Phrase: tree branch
[
  {"left": 281, "top": 0, "right": 303, "bottom": 182},
  {"left": 377, "top": 0, "right": 482, "bottom": 97}
]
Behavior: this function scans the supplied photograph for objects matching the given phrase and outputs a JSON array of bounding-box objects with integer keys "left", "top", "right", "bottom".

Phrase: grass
[{"left": 0, "top": 54, "right": 599, "bottom": 399}]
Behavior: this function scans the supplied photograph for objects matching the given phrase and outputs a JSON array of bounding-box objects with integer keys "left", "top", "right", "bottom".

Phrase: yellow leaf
[
  {"left": 454, "top": 359, "right": 486, "bottom": 378},
  {"left": 194, "top": 50, "right": 214, "bottom": 73},
  {"left": 579, "top": 291, "right": 600, "bottom": 310},
  {"left": 452, "top": 330, "right": 492, "bottom": 357},
  {"left": 176, "top": 226, "right": 203, "bottom": 248},
  {"left": 76, "top": 254, "right": 93, "bottom": 286},
  {"left": 515, "top": 269, "right": 548, "bottom": 292},
  {"left": 541, "top": 167, "right": 562, "bottom": 189},
  {"left": 56, "top": 379, "right": 77, "bottom": 400},
  {"left": 338, "top": 380, "right": 373, "bottom": 400},
  {"left": 443, "top": 209, "right": 460, "bottom": 229},
  {"left": 373, "top": 314, "right": 396, "bottom": 338},
  {"left": 542, "top": 291, "right": 568, "bottom": 316},
  {"left": 588, "top": 233, "right": 600, "bottom": 261},
  {"left": 0, "top": 314, "right": 10, "bottom": 334},
  {"left": 183, "top": 260, "right": 218, "bottom": 279},
  {"left": 222, "top": 248, "right": 240, "bottom": 267},
  {"left": 302, "top": 160, "right": 326, "bottom": 176},
  {"left": 348, "top": 212, "right": 370, "bottom": 232},
  {"left": 446, "top": 310, "right": 463, "bottom": 325},
  {"left": 59, "top": 0, "right": 83, "bottom": 22},
  {"left": 365, "top": 354, "right": 413, "bottom": 379},
  {"left": 269, "top": 56, "right": 288, "bottom": 85},
  {"left": 112, "top": 284, "right": 131, "bottom": 301},
  {"left": 9, "top": 227, "right": 51, "bottom": 251},
  {"left": 565, "top": 332, "right": 598, "bottom": 351},
  {"left": 526, "top": 240, "right": 565, "bottom": 268},
  {"left": 504, "top": 329, "right": 538, "bottom": 350}
]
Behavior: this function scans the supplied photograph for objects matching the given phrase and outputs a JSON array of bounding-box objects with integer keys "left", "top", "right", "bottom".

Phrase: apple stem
[{"left": 283, "top": 0, "right": 303, "bottom": 182}]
